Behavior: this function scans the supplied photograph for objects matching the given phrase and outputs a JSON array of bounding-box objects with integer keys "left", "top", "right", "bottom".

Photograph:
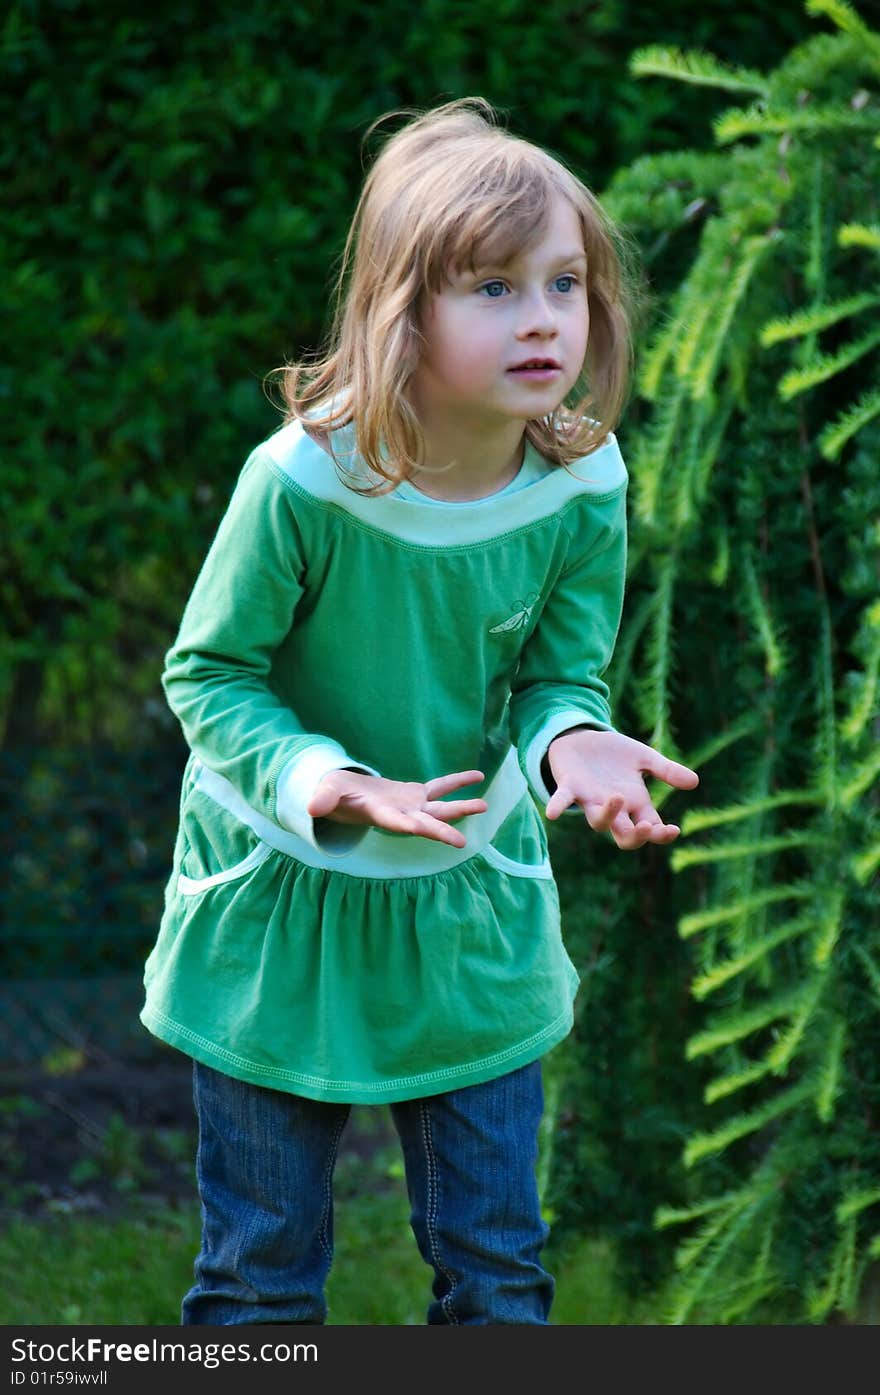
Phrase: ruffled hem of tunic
[{"left": 140, "top": 975, "right": 578, "bottom": 1103}]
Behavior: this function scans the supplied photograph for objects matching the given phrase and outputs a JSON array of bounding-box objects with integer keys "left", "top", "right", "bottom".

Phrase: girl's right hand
[{"left": 306, "top": 768, "right": 488, "bottom": 848}]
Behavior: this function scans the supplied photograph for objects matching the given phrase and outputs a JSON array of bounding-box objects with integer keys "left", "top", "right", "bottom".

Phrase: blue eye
[{"left": 478, "top": 275, "right": 578, "bottom": 297}]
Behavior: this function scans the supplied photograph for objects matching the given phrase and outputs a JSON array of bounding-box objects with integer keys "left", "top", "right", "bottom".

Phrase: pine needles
[{"left": 594, "top": 0, "right": 880, "bottom": 1323}]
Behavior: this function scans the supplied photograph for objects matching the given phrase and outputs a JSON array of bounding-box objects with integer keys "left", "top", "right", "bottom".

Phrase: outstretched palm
[{"left": 545, "top": 728, "right": 699, "bottom": 851}]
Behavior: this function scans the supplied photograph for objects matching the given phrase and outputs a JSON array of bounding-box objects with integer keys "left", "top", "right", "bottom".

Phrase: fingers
[
  {"left": 545, "top": 783, "right": 578, "bottom": 821},
  {"left": 394, "top": 792, "right": 489, "bottom": 844},
  {"left": 306, "top": 779, "right": 342, "bottom": 819},
  {"left": 380, "top": 805, "right": 469, "bottom": 848},
  {"left": 307, "top": 769, "right": 488, "bottom": 843},
  {"left": 641, "top": 749, "right": 700, "bottom": 790},
  {"left": 608, "top": 816, "right": 680, "bottom": 850},
  {"left": 379, "top": 792, "right": 487, "bottom": 846},
  {"left": 424, "top": 770, "right": 485, "bottom": 799},
  {"left": 423, "top": 797, "right": 489, "bottom": 823},
  {"left": 618, "top": 815, "right": 681, "bottom": 849},
  {"left": 584, "top": 796, "right": 681, "bottom": 851},
  {"left": 583, "top": 793, "right": 624, "bottom": 833}
]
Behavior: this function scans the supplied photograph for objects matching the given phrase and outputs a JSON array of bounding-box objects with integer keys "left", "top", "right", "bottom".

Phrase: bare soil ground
[{"left": 0, "top": 1053, "right": 396, "bottom": 1220}]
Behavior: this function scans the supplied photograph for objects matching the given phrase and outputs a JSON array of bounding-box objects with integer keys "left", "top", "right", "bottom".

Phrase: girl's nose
[{"left": 516, "top": 290, "right": 558, "bottom": 338}]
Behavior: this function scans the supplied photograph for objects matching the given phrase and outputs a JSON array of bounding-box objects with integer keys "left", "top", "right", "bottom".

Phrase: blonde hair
[{"left": 268, "top": 96, "right": 644, "bottom": 494}]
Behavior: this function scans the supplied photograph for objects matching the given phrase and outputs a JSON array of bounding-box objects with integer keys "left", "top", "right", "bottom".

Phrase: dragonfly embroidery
[{"left": 488, "top": 592, "right": 541, "bottom": 635}]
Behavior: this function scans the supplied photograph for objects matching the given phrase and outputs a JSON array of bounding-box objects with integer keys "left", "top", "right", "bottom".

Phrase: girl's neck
[
  {"left": 303, "top": 413, "right": 529, "bottom": 503},
  {"left": 406, "top": 406, "right": 527, "bottom": 502}
]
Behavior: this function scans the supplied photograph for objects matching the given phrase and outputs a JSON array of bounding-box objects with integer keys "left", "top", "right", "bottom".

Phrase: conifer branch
[
  {"left": 835, "top": 1186, "right": 880, "bottom": 1224},
  {"left": 852, "top": 841, "right": 880, "bottom": 886},
  {"left": 688, "top": 237, "right": 774, "bottom": 400},
  {"left": 815, "top": 1019, "right": 846, "bottom": 1122},
  {"left": 854, "top": 943, "right": 880, "bottom": 1003},
  {"left": 630, "top": 383, "right": 686, "bottom": 526},
  {"left": 674, "top": 274, "right": 725, "bottom": 388},
  {"left": 638, "top": 309, "right": 681, "bottom": 401},
  {"left": 805, "top": 153, "right": 826, "bottom": 301},
  {"left": 719, "top": 1278, "right": 780, "bottom": 1323},
  {"left": 679, "top": 884, "right": 812, "bottom": 939},
  {"left": 838, "top": 222, "right": 880, "bottom": 250},
  {"left": 671, "top": 831, "right": 827, "bottom": 870},
  {"left": 760, "top": 290, "right": 880, "bottom": 345},
  {"left": 637, "top": 551, "right": 678, "bottom": 750},
  {"left": 655, "top": 1190, "right": 755, "bottom": 1229},
  {"left": 713, "top": 101, "right": 878, "bottom": 144},
  {"left": 838, "top": 1215, "right": 859, "bottom": 1316},
  {"left": 670, "top": 1193, "right": 758, "bottom": 1273},
  {"left": 777, "top": 28, "right": 873, "bottom": 95},
  {"left": 778, "top": 323, "right": 880, "bottom": 399},
  {"left": 665, "top": 1198, "right": 771, "bottom": 1323},
  {"left": 606, "top": 588, "right": 655, "bottom": 715},
  {"left": 659, "top": 1146, "right": 804, "bottom": 1320},
  {"left": 819, "top": 385, "right": 880, "bottom": 459},
  {"left": 629, "top": 45, "right": 769, "bottom": 95},
  {"left": 685, "top": 986, "right": 811, "bottom": 1058},
  {"left": 683, "top": 1080, "right": 814, "bottom": 1167},
  {"left": 703, "top": 1057, "right": 776, "bottom": 1103},
  {"left": 742, "top": 550, "right": 787, "bottom": 679},
  {"left": 587, "top": 10, "right": 880, "bottom": 1322},
  {"left": 839, "top": 744, "right": 880, "bottom": 807},
  {"left": 691, "top": 910, "right": 816, "bottom": 995},
  {"left": 757, "top": 1201, "right": 784, "bottom": 1265},
  {"left": 732, "top": 1214, "right": 777, "bottom": 1308},
  {"left": 806, "top": 1216, "right": 857, "bottom": 1321},
  {"left": 671, "top": 412, "right": 703, "bottom": 530},
  {"left": 709, "top": 526, "right": 729, "bottom": 586},
  {"left": 765, "top": 975, "right": 826, "bottom": 1072},
  {"left": 605, "top": 149, "right": 730, "bottom": 202},
  {"left": 694, "top": 396, "right": 736, "bottom": 505},
  {"left": 811, "top": 885, "right": 845, "bottom": 967},
  {"left": 639, "top": 225, "right": 740, "bottom": 396},
  {"left": 682, "top": 791, "right": 825, "bottom": 833},
  {"left": 805, "top": 0, "right": 880, "bottom": 67},
  {"left": 840, "top": 601, "right": 880, "bottom": 743},
  {"left": 797, "top": 435, "right": 828, "bottom": 602},
  {"left": 815, "top": 603, "right": 838, "bottom": 798},
  {"left": 689, "top": 713, "right": 765, "bottom": 769},
  {"left": 600, "top": 153, "right": 727, "bottom": 254}
]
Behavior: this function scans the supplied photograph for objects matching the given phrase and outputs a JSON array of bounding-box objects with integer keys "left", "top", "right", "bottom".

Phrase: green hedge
[{"left": 3, "top": 0, "right": 813, "bottom": 749}]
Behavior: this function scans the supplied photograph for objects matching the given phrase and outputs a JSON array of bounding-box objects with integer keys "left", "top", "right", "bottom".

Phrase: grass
[
  {"left": 0, "top": 1145, "right": 658, "bottom": 1325},
  {"left": 0, "top": 1045, "right": 666, "bottom": 1324},
  {"left": 0, "top": 1208, "right": 655, "bottom": 1326}
]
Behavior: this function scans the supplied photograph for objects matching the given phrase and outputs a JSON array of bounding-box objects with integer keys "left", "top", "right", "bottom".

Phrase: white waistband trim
[
  {"left": 178, "top": 841, "right": 274, "bottom": 895},
  {"left": 189, "top": 746, "right": 530, "bottom": 879}
]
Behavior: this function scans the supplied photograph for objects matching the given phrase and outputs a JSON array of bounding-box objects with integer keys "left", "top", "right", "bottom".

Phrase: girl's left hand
[{"left": 544, "top": 727, "right": 699, "bottom": 850}]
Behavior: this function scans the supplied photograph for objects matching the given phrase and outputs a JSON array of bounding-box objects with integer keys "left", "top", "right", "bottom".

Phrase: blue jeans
[{"left": 182, "top": 1058, "right": 554, "bottom": 1325}]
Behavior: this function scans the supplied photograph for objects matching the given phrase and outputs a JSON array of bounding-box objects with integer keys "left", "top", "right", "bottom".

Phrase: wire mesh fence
[{"left": 1, "top": 739, "right": 186, "bottom": 1069}]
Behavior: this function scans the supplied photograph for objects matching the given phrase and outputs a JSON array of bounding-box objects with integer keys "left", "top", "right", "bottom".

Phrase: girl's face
[{"left": 410, "top": 195, "right": 589, "bottom": 431}]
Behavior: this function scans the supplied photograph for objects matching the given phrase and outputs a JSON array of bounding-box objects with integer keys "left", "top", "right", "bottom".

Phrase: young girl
[{"left": 141, "top": 96, "right": 699, "bottom": 1327}]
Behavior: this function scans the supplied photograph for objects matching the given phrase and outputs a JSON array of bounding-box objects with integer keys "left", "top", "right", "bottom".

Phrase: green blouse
[{"left": 140, "top": 416, "right": 628, "bottom": 1103}]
